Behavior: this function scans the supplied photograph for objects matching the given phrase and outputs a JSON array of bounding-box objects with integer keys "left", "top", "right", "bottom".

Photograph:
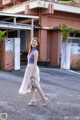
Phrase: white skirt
[{"left": 19, "top": 63, "right": 40, "bottom": 94}]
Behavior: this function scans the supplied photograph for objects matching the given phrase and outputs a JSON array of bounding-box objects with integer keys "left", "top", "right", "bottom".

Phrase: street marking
[
  {"left": 64, "top": 116, "right": 80, "bottom": 120},
  {"left": 68, "top": 70, "right": 80, "bottom": 75}
]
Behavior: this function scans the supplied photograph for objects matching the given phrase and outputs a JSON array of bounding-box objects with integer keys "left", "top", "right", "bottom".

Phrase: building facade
[{"left": 0, "top": 0, "right": 80, "bottom": 70}]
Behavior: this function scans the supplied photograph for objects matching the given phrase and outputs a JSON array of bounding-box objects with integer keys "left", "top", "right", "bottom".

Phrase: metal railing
[{"left": 0, "top": 21, "right": 32, "bottom": 30}]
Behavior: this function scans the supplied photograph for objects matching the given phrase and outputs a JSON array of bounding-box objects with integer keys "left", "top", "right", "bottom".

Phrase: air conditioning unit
[{"left": 2, "top": 0, "right": 13, "bottom": 6}]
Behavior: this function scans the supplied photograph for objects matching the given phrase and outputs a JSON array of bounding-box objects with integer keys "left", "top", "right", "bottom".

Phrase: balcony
[
  {"left": 0, "top": 0, "right": 80, "bottom": 11},
  {"left": 29, "top": 0, "right": 80, "bottom": 7},
  {"left": 1, "top": 0, "right": 80, "bottom": 8}
]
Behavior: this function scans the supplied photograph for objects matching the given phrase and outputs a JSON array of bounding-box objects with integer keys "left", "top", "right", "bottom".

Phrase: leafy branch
[
  {"left": 0, "top": 30, "right": 6, "bottom": 42},
  {"left": 58, "top": 24, "right": 80, "bottom": 41}
]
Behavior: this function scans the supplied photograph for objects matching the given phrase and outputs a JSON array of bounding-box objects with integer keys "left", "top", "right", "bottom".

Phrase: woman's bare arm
[
  {"left": 33, "top": 50, "right": 38, "bottom": 66},
  {"left": 31, "top": 50, "right": 38, "bottom": 75}
]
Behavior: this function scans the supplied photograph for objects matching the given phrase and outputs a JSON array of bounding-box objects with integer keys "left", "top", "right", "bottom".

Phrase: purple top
[{"left": 28, "top": 48, "right": 37, "bottom": 64}]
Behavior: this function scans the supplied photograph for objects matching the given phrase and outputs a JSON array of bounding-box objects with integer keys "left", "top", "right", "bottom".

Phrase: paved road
[{"left": 0, "top": 68, "right": 80, "bottom": 120}]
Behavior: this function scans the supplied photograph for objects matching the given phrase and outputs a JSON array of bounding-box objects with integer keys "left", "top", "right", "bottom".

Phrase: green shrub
[{"left": 70, "top": 60, "right": 80, "bottom": 71}]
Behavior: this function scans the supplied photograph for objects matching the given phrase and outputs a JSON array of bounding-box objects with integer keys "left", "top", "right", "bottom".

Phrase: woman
[{"left": 19, "top": 37, "right": 48, "bottom": 106}]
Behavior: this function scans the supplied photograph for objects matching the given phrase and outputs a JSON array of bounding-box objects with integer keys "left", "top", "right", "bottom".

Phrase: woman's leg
[
  {"left": 36, "top": 85, "right": 48, "bottom": 106},
  {"left": 28, "top": 86, "right": 36, "bottom": 105},
  {"left": 31, "top": 86, "right": 36, "bottom": 102}
]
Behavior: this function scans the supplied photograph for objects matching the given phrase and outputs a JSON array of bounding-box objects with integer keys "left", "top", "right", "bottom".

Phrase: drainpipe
[
  {"left": 14, "top": 17, "right": 16, "bottom": 25},
  {"left": 6, "top": 29, "right": 8, "bottom": 38},
  {"left": 17, "top": 30, "right": 20, "bottom": 38},
  {"left": 31, "top": 18, "right": 34, "bottom": 39}
]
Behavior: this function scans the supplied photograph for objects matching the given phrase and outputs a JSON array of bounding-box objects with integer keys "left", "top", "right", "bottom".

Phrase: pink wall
[
  {"left": 0, "top": 41, "right": 13, "bottom": 70},
  {"left": 71, "top": 54, "right": 80, "bottom": 64},
  {"left": 40, "top": 30, "right": 48, "bottom": 61},
  {"left": 48, "top": 11, "right": 80, "bottom": 28}
]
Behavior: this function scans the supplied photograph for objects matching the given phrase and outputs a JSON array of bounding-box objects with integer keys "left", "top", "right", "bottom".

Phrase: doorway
[
  {"left": 20, "top": 30, "right": 28, "bottom": 65},
  {"left": 48, "top": 30, "right": 61, "bottom": 67}
]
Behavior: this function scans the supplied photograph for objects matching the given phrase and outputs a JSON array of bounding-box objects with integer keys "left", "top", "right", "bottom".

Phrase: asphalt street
[{"left": 0, "top": 67, "right": 80, "bottom": 120}]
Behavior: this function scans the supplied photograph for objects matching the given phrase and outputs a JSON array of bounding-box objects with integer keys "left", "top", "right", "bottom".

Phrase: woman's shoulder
[
  {"left": 34, "top": 49, "right": 38, "bottom": 53},
  {"left": 34, "top": 50, "right": 38, "bottom": 56}
]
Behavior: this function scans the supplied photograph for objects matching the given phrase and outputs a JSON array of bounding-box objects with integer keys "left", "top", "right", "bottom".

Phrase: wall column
[
  {"left": 40, "top": 29, "right": 48, "bottom": 61},
  {"left": 50, "top": 30, "right": 62, "bottom": 66},
  {"left": 39, "top": 15, "right": 48, "bottom": 61}
]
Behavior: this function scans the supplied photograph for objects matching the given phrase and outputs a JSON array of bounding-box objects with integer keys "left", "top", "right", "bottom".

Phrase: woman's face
[{"left": 30, "top": 39, "right": 38, "bottom": 48}]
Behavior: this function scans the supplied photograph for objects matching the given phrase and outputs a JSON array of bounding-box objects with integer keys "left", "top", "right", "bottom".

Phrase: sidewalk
[{"left": 0, "top": 66, "right": 80, "bottom": 81}]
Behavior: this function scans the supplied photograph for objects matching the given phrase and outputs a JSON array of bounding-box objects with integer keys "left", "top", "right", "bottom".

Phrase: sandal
[
  {"left": 43, "top": 97, "right": 49, "bottom": 107},
  {"left": 28, "top": 101, "right": 36, "bottom": 106}
]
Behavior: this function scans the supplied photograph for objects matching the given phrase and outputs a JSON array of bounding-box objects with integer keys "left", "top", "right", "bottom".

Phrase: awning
[{"left": 0, "top": 12, "right": 39, "bottom": 38}]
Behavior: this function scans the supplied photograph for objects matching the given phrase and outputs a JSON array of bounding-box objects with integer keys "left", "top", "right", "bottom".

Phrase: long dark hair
[{"left": 28, "top": 37, "right": 40, "bottom": 54}]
